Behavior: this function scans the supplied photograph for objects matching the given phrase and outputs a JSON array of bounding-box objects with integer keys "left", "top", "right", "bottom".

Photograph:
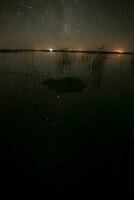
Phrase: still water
[{"left": 0, "top": 52, "right": 134, "bottom": 197}]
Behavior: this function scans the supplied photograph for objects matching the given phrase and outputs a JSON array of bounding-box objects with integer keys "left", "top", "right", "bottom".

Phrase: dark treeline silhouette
[{"left": 0, "top": 48, "right": 134, "bottom": 54}]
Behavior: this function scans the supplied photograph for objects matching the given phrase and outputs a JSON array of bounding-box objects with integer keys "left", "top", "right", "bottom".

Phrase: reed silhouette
[
  {"left": 80, "top": 46, "right": 108, "bottom": 88},
  {"left": 42, "top": 46, "right": 108, "bottom": 92},
  {"left": 90, "top": 47, "right": 107, "bottom": 87},
  {"left": 56, "top": 48, "right": 75, "bottom": 75},
  {"left": 42, "top": 49, "right": 85, "bottom": 93}
]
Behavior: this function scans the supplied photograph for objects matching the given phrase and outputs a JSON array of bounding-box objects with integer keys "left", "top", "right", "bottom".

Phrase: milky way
[{"left": 0, "top": 0, "right": 134, "bottom": 50}]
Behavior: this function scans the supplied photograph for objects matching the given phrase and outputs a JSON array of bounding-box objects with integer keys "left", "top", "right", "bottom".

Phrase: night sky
[{"left": 0, "top": 0, "right": 134, "bottom": 50}]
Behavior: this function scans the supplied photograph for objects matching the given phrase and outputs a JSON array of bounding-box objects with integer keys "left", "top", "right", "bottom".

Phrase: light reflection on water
[
  {"left": 0, "top": 52, "right": 134, "bottom": 167},
  {"left": 0, "top": 52, "right": 133, "bottom": 96}
]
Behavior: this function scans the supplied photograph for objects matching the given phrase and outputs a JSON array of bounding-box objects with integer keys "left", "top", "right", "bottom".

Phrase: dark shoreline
[{"left": 0, "top": 49, "right": 134, "bottom": 55}]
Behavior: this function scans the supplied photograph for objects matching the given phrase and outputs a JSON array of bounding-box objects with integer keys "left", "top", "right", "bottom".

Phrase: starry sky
[{"left": 0, "top": 0, "right": 134, "bottom": 50}]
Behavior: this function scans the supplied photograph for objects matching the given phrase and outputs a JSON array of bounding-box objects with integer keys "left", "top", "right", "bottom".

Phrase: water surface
[{"left": 0, "top": 52, "right": 134, "bottom": 197}]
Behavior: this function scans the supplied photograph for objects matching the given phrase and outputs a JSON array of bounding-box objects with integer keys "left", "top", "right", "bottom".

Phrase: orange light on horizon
[{"left": 115, "top": 49, "right": 124, "bottom": 53}]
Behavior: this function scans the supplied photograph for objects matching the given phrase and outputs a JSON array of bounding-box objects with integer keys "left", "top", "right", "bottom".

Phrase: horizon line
[{"left": 0, "top": 49, "right": 134, "bottom": 54}]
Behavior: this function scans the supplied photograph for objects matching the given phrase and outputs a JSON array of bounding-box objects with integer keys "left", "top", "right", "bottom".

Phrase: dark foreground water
[{"left": 0, "top": 52, "right": 134, "bottom": 198}]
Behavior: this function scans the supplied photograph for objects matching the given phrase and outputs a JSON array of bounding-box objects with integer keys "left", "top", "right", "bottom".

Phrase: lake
[{"left": 0, "top": 52, "right": 134, "bottom": 198}]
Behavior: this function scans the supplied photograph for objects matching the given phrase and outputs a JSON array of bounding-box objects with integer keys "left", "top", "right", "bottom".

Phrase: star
[{"left": 17, "top": 11, "right": 21, "bottom": 15}]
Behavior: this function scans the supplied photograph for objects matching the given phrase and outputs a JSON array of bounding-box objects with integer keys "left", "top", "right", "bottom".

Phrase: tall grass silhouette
[
  {"left": 81, "top": 46, "right": 108, "bottom": 88},
  {"left": 42, "top": 48, "right": 85, "bottom": 93},
  {"left": 91, "top": 46, "right": 107, "bottom": 67},
  {"left": 56, "top": 48, "right": 75, "bottom": 75}
]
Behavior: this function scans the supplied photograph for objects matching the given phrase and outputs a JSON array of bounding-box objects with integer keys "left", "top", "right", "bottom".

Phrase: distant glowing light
[
  {"left": 118, "top": 50, "right": 123, "bottom": 53},
  {"left": 115, "top": 49, "right": 124, "bottom": 53},
  {"left": 49, "top": 48, "right": 53, "bottom": 52}
]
